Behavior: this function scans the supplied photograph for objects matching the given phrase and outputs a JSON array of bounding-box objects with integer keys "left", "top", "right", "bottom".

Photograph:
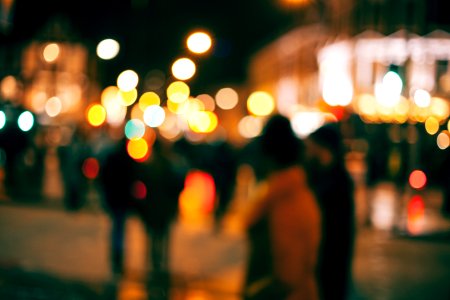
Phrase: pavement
[{"left": 0, "top": 189, "right": 450, "bottom": 300}]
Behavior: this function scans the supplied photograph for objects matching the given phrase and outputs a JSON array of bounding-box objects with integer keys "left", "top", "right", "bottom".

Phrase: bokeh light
[
  {"left": 292, "top": 111, "right": 325, "bottom": 137},
  {"left": 407, "top": 195, "right": 425, "bottom": 234},
  {"left": 187, "top": 111, "right": 218, "bottom": 133},
  {"left": 196, "top": 94, "right": 215, "bottom": 111},
  {"left": 138, "top": 92, "right": 160, "bottom": 111},
  {"left": 0, "top": 75, "right": 20, "bottom": 100},
  {"left": 17, "top": 111, "right": 34, "bottom": 132},
  {"left": 101, "top": 86, "right": 119, "bottom": 107},
  {"left": 186, "top": 31, "right": 212, "bottom": 54},
  {"left": 0, "top": 111, "right": 6, "bottom": 129},
  {"left": 409, "top": 170, "right": 427, "bottom": 190},
  {"left": 167, "top": 81, "right": 190, "bottom": 103},
  {"left": 105, "top": 101, "right": 127, "bottom": 127},
  {"left": 45, "top": 96, "right": 62, "bottom": 117},
  {"left": 117, "top": 70, "right": 139, "bottom": 92},
  {"left": 215, "top": 87, "right": 239, "bottom": 110},
  {"left": 82, "top": 157, "right": 100, "bottom": 179},
  {"left": 43, "top": 43, "right": 60, "bottom": 63},
  {"left": 125, "top": 119, "right": 146, "bottom": 140},
  {"left": 184, "top": 97, "right": 205, "bottom": 115},
  {"left": 96, "top": 39, "right": 120, "bottom": 60},
  {"left": 375, "top": 71, "right": 403, "bottom": 107},
  {"left": 179, "top": 170, "right": 216, "bottom": 219},
  {"left": 159, "top": 109, "right": 182, "bottom": 140},
  {"left": 86, "top": 104, "right": 106, "bottom": 127},
  {"left": 322, "top": 76, "right": 353, "bottom": 106},
  {"left": 247, "top": 91, "right": 275, "bottom": 116},
  {"left": 437, "top": 131, "right": 450, "bottom": 150},
  {"left": 171, "top": 58, "right": 196, "bottom": 81},
  {"left": 167, "top": 99, "right": 185, "bottom": 115},
  {"left": 130, "top": 103, "right": 144, "bottom": 120},
  {"left": 143, "top": 105, "right": 166, "bottom": 128},
  {"left": 238, "top": 115, "right": 263, "bottom": 138},
  {"left": 127, "top": 138, "right": 150, "bottom": 161},
  {"left": 118, "top": 88, "right": 138, "bottom": 106},
  {"left": 430, "top": 97, "right": 449, "bottom": 121},
  {"left": 413, "top": 89, "right": 431, "bottom": 108},
  {"left": 355, "top": 93, "right": 377, "bottom": 116},
  {"left": 132, "top": 181, "right": 147, "bottom": 200},
  {"left": 425, "top": 116, "right": 439, "bottom": 135}
]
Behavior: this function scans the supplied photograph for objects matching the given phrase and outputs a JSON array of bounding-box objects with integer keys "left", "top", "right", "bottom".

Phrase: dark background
[{"left": 1, "top": 0, "right": 299, "bottom": 92}]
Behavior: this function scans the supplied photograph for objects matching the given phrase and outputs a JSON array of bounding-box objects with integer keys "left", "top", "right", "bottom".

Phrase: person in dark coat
[
  {"left": 99, "top": 137, "right": 137, "bottom": 275},
  {"left": 135, "top": 139, "right": 185, "bottom": 277},
  {"left": 305, "top": 123, "right": 355, "bottom": 300}
]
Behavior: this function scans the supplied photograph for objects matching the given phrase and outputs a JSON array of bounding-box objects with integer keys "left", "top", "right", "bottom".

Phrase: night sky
[{"left": 2, "top": 0, "right": 299, "bottom": 93}]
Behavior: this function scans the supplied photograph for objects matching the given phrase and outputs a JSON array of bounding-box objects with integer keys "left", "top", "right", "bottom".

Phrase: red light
[
  {"left": 132, "top": 180, "right": 147, "bottom": 200},
  {"left": 82, "top": 157, "right": 99, "bottom": 179},
  {"left": 182, "top": 170, "right": 216, "bottom": 214},
  {"left": 409, "top": 170, "right": 427, "bottom": 190},
  {"left": 407, "top": 195, "right": 425, "bottom": 234}
]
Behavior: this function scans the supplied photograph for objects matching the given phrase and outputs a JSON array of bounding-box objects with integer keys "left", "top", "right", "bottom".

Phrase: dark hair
[
  {"left": 308, "top": 123, "right": 344, "bottom": 157},
  {"left": 260, "top": 114, "right": 303, "bottom": 168}
]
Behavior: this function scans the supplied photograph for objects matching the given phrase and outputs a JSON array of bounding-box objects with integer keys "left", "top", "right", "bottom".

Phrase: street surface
[{"left": 0, "top": 192, "right": 449, "bottom": 300}]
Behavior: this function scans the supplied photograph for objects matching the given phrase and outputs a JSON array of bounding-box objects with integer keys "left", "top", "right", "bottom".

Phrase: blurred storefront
[
  {"left": 247, "top": 0, "right": 450, "bottom": 233},
  {"left": 0, "top": 15, "right": 100, "bottom": 205}
]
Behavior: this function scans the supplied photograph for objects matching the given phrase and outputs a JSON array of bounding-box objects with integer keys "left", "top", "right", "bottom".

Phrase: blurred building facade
[{"left": 247, "top": 0, "right": 450, "bottom": 229}]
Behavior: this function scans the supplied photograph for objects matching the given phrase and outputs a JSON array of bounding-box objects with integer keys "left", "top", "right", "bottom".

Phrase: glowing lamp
[
  {"left": 409, "top": 170, "right": 427, "bottom": 190},
  {"left": 187, "top": 31, "right": 212, "bottom": 54},
  {"left": 17, "top": 111, "right": 34, "bottom": 132}
]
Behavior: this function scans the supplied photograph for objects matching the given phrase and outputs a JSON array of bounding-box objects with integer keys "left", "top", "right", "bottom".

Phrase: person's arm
[{"left": 241, "top": 181, "right": 271, "bottom": 229}]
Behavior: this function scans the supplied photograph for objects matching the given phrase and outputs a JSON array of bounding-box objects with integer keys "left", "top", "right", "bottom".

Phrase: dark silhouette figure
[
  {"left": 99, "top": 137, "right": 137, "bottom": 275},
  {"left": 135, "top": 139, "right": 184, "bottom": 278},
  {"left": 305, "top": 123, "right": 355, "bottom": 300},
  {"left": 59, "top": 127, "right": 90, "bottom": 211},
  {"left": 0, "top": 103, "right": 31, "bottom": 198},
  {"left": 210, "top": 141, "right": 238, "bottom": 221},
  {"left": 242, "top": 114, "right": 322, "bottom": 300}
]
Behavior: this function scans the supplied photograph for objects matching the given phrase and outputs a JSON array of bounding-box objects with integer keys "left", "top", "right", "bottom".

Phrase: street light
[
  {"left": 171, "top": 57, "right": 196, "bottom": 81},
  {"left": 186, "top": 31, "right": 212, "bottom": 54},
  {"left": 96, "top": 39, "right": 120, "bottom": 60}
]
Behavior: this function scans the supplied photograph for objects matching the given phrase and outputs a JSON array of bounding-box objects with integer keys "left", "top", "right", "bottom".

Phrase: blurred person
[
  {"left": 210, "top": 140, "right": 239, "bottom": 222},
  {"left": 241, "top": 114, "right": 322, "bottom": 300},
  {"left": 99, "top": 137, "right": 137, "bottom": 275},
  {"left": 59, "top": 126, "right": 90, "bottom": 211},
  {"left": 305, "top": 123, "right": 355, "bottom": 300},
  {"left": 0, "top": 102, "right": 30, "bottom": 198},
  {"left": 134, "top": 139, "right": 185, "bottom": 278}
]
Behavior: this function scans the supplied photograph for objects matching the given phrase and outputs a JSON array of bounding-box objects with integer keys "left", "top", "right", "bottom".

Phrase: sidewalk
[{"left": 0, "top": 197, "right": 450, "bottom": 300}]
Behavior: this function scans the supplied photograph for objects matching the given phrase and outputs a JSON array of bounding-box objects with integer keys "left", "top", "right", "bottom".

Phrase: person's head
[
  {"left": 306, "top": 123, "right": 344, "bottom": 169},
  {"left": 259, "top": 114, "right": 303, "bottom": 170}
]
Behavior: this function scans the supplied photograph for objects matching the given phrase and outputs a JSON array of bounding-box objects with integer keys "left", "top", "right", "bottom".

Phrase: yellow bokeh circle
[{"left": 247, "top": 91, "right": 275, "bottom": 116}]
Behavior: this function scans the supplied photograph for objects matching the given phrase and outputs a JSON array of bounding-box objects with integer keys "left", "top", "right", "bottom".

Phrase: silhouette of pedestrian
[
  {"left": 99, "top": 137, "right": 137, "bottom": 275},
  {"left": 305, "top": 123, "right": 355, "bottom": 300},
  {"left": 135, "top": 139, "right": 184, "bottom": 278}
]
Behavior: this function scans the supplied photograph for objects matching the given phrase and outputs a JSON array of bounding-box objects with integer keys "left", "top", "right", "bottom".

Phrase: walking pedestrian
[{"left": 99, "top": 137, "right": 137, "bottom": 275}]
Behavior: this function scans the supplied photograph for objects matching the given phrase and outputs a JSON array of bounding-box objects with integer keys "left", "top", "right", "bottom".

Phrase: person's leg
[{"left": 110, "top": 209, "right": 126, "bottom": 274}]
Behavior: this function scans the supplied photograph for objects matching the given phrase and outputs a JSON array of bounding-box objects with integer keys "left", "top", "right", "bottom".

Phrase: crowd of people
[{"left": 94, "top": 113, "right": 355, "bottom": 300}]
